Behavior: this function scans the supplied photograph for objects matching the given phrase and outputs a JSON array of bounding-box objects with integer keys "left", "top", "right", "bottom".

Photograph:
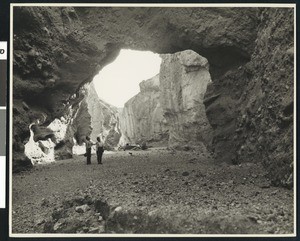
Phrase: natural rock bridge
[
  {"left": 11, "top": 5, "right": 294, "bottom": 235},
  {"left": 13, "top": 6, "right": 293, "bottom": 188}
]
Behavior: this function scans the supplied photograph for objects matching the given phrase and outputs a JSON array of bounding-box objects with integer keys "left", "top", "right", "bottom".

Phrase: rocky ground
[{"left": 12, "top": 148, "right": 294, "bottom": 235}]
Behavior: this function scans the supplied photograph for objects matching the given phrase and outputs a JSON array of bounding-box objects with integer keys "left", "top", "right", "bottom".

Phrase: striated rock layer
[
  {"left": 160, "top": 50, "right": 213, "bottom": 149},
  {"left": 12, "top": 6, "right": 294, "bottom": 188},
  {"left": 120, "top": 74, "right": 168, "bottom": 146},
  {"left": 120, "top": 50, "right": 213, "bottom": 150},
  {"left": 83, "top": 83, "right": 121, "bottom": 149},
  {"left": 58, "top": 82, "right": 121, "bottom": 154}
]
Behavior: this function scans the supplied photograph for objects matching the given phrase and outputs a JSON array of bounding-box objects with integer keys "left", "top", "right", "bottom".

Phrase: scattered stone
[
  {"left": 75, "top": 204, "right": 90, "bottom": 213},
  {"left": 41, "top": 198, "right": 50, "bottom": 207},
  {"left": 165, "top": 191, "right": 172, "bottom": 195},
  {"left": 247, "top": 216, "right": 258, "bottom": 223},
  {"left": 99, "top": 225, "right": 105, "bottom": 233},
  {"left": 182, "top": 171, "right": 190, "bottom": 176},
  {"left": 254, "top": 191, "right": 260, "bottom": 196},
  {"left": 28, "top": 48, "right": 38, "bottom": 57},
  {"left": 188, "top": 158, "right": 197, "bottom": 163},
  {"left": 260, "top": 183, "right": 271, "bottom": 189},
  {"left": 52, "top": 208, "right": 65, "bottom": 221},
  {"left": 94, "top": 200, "right": 110, "bottom": 220},
  {"left": 267, "top": 214, "right": 277, "bottom": 221},
  {"left": 98, "top": 216, "right": 103, "bottom": 222},
  {"left": 53, "top": 221, "right": 63, "bottom": 231},
  {"left": 114, "top": 206, "right": 123, "bottom": 213},
  {"left": 286, "top": 47, "right": 294, "bottom": 56},
  {"left": 251, "top": 173, "right": 258, "bottom": 178},
  {"left": 84, "top": 195, "right": 93, "bottom": 205},
  {"left": 88, "top": 227, "right": 100, "bottom": 233},
  {"left": 83, "top": 227, "right": 89, "bottom": 233},
  {"left": 36, "top": 218, "right": 45, "bottom": 226}
]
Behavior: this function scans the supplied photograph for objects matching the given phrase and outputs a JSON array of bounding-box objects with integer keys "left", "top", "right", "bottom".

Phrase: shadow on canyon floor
[{"left": 12, "top": 148, "right": 294, "bottom": 234}]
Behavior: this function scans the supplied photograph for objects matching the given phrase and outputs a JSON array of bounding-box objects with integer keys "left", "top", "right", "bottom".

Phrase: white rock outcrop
[
  {"left": 159, "top": 50, "right": 213, "bottom": 148},
  {"left": 120, "top": 74, "right": 168, "bottom": 145},
  {"left": 72, "top": 83, "right": 122, "bottom": 150},
  {"left": 120, "top": 50, "right": 213, "bottom": 150}
]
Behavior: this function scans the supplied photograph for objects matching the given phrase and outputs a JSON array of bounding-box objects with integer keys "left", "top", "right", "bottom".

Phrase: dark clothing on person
[
  {"left": 96, "top": 141, "right": 104, "bottom": 164},
  {"left": 97, "top": 147, "right": 104, "bottom": 164},
  {"left": 86, "top": 147, "right": 92, "bottom": 165},
  {"left": 85, "top": 139, "right": 93, "bottom": 165}
]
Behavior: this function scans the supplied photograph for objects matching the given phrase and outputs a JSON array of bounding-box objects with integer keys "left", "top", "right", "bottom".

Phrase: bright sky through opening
[{"left": 93, "top": 49, "right": 162, "bottom": 108}]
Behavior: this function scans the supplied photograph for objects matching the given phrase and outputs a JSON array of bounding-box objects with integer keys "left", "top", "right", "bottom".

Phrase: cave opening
[
  {"left": 84, "top": 47, "right": 214, "bottom": 152},
  {"left": 92, "top": 49, "right": 162, "bottom": 108}
]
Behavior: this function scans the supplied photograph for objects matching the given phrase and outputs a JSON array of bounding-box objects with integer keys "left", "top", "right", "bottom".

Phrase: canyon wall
[
  {"left": 120, "top": 50, "right": 212, "bottom": 150},
  {"left": 12, "top": 6, "right": 294, "bottom": 188},
  {"left": 204, "top": 8, "right": 294, "bottom": 188},
  {"left": 23, "top": 82, "right": 121, "bottom": 165},
  {"left": 160, "top": 50, "right": 213, "bottom": 149},
  {"left": 53, "top": 82, "right": 121, "bottom": 155},
  {"left": 120, "top": 74, "right": 168, "bottom": 146},
  {"left": 83, "top": 83, "right": 121, "bottom": 149}
]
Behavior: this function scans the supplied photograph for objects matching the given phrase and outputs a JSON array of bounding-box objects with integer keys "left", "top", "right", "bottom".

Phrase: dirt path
[{"left": 12, "top": 148, "right": 294, "bottom": 234}]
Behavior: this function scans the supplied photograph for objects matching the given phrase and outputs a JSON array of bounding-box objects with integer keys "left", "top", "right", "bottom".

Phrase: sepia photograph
[{"left": 9, "top": 3, "right": 295, "bottom": 237}]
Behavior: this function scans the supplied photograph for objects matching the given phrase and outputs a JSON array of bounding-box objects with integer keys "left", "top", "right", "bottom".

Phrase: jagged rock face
[
  {"left": 120, "top": 50, "right": 213, "bottom": 149},
  {"left": 72, "top": 83, "right": 121, "bottom": 150},
  {"left": 24, "top": 117, "right": 74, "bottom": 164},
  {"left": 12, "top": 6, "right": 294, "bottom": 188},
  {"left": 204, "top": 8, "right": 294, "bottom": 188},
  {"left": 120, "top": 75, "right": 168, "bottom": 145},
  {"left": 84, "top": 83, "right": 121, "bottom": 149},
  {"left": 160, "top": 50, "right": 213, "bottom": 149},
  {"left": 23, "top": 82, "right": 122, "bottom": 164},
  {"left": 23, "top": 109, "right": 78, "bottom": 165},
  {"left": 12, "top": 6, "right": 258, "bottom": 142}
]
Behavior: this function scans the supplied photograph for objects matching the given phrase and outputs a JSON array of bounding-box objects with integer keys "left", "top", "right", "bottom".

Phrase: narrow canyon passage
[{"left": 12, "top": 149, "right": 293, "bottom": 234}]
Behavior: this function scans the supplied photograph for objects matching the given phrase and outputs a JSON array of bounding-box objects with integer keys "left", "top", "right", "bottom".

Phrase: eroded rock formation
[
  {"left": 12, "top": 6, "right": 294, "bottom": 188},
  {"left": 82, "top": 83, "right": 121, "bottom": 150},
  {"left": 120, "top": 50, "right": 213, "bottom": 150},
  {"left": 23, "top": 82, "right": 121, "bottom": 164},
  {"left": 120, "top": 74, "right": 168, "bottom": 145},
  {"left": 204, "top": 8, "right": 294, "bottom": 188},
  {"left": 160, "top": 50, "right": 213, "bottom": 149}
]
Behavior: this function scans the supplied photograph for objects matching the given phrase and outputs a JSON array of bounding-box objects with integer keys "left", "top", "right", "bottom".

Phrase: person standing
[
  {"left": 96, "top": 137, "right": 104, "bottom": 164},
  {"left": 85, "top": 136, "right": 94, "bottom": 165}
]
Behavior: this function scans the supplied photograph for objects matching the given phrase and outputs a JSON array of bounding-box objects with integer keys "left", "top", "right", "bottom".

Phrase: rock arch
[{"left": 12, "top": 6, "right": 294, "bottom": 188}]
